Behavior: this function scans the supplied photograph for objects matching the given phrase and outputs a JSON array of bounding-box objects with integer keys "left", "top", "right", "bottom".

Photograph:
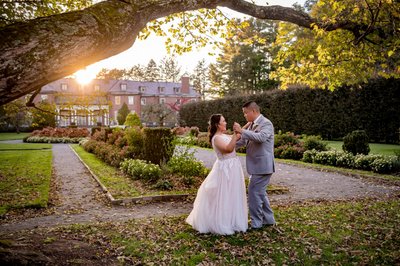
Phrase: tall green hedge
[
  {"left": 142, "top": 127, "right": 175, "bottom": 165},
  {"left": 179, "top": 78, "right": 400, "bottom": 143}
]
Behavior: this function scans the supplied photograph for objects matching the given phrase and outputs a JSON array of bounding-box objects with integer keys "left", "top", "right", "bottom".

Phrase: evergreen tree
[
  {"left": 210, "top": 18, "right": 278, "bottom": 96},
  {"left": 124, "top": 112, "right": 142, "bottom": 127},
  {"left": 145, "top": 59, "right": 160, "bottom": 81},
  {"left": 191, "top": 59, "right": 209, "bottom": 100},
  {"left": 117, "top": 103, "right": 130, "bottom": 125},
  {"left": 160, "top": 57, "right": 181, "bottom": 82}
]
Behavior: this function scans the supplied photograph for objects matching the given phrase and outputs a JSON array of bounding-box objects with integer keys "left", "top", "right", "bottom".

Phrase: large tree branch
[{"left": 0, "top": 0, "right": 379, "bottom": 105}]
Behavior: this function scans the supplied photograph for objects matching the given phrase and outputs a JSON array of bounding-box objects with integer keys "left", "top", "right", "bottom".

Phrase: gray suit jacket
[{"left": 236, "top": 115, "right": 275, "bottom": 175}]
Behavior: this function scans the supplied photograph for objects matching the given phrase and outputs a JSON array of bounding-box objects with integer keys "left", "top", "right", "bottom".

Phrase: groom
[{"left": 233, "top": 101, "right": 276, "bottom": 229}]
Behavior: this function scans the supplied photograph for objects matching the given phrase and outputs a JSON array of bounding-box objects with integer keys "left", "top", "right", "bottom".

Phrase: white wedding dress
[{"left": 186, "top": 134, "right": 248, "bottom": 235}]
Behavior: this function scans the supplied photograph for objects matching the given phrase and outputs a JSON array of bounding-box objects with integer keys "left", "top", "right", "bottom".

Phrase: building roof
[{"left": 40, "top": 78, "right": 199, "bottom": 97}]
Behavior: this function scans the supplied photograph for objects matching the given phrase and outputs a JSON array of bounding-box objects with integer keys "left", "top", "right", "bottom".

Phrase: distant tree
[
  {"left": 96, "top": 68, "right": 130, "bottom": 80},
  {"left": 160, "top": 56, "right": 181, "bottom": 82},
  {"left": 145, "top": 59, "right": 160, "bottom": 82},
  {"left": 117, "top": 103, "right": 130, "bottom": 125},
  {"left": 191, "top": 59, "right": 209, "bottom": 100},
  {"left": 141, "top": 104, "right": 176, "bottom": 126},
  {"left": 127, "top": 64, "right": 146, "bottom": 81},
  {"left": 211, "top": 18, "right": 278, "bottom": 96},
  {"left": 124, "top": 112, "right": 142, "bottom": 127},
  {"left": 31, "top": 100, "right": 56, "bottom": 129},
  {"left": 0, "top": 98, "right": 30, "bottom": 132}
]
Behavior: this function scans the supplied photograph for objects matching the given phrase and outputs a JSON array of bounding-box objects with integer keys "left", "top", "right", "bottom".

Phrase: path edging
[{"left": 69, "top": 145, "right": 190, "bottom": 205}]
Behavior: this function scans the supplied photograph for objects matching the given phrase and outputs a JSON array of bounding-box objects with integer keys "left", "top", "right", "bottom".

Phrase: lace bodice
[{"left": 212, "top": 134, "right": 237, "bottom": 160}]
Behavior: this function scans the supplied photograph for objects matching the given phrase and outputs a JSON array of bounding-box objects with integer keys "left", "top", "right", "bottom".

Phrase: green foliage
[
  {"left": 272, "top": 0, "right": 400, "bottom": 89},
  {"left": 179, "top": 78, "right": 400, "bottom": 143},
  {"left": 342, "top": 130, "right": 370, "bottom": 155},
  {"left": 142, "top": 127, "right": 175, "bottom": 165},
  {"left": 117, "top": 103, "right": 130, "bottom": 125},
  {"left": 120, "top": 159, "right": 162, "bottom": 182},
  {"left": 274, "top": 131, "right": 305, "bottom": 160},
  {"left": 210, "top": 18, "right": 278, "bottom": 96},
  {"left": 141, "top": 104, "right": 176, "bottom": 126},
  {"left": 302, "top": 149, "right": 400, "bottom": 174},
  {"left": 125, "top": 127, "right": 144, "bottom": 158},
  {"left": 0, "top": 0, "right": 92, "bottom": 27},
  {"left": 124, "top": 113, "right": 141, "bottom": 127},
  {"left": 302, "top": 135, "right": 328, "bottom": 151},
  {"left": 166, "top": 144, "right": 209, "bottom": 178},
  {"left": 0, "top": 98, "right": 30, "bottom": 132},
  {"left": 30, "top": 101, "right": 56, "bottom": 130}
]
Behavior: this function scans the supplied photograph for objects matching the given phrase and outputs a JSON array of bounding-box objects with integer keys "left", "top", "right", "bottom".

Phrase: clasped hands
[{"left": 233, "top": 122, "right": 252, "bottom": 140}]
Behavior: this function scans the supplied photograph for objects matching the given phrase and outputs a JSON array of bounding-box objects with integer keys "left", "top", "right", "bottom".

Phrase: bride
[{"left": 186, "top": 114, "right": 248, "bottom": 235}]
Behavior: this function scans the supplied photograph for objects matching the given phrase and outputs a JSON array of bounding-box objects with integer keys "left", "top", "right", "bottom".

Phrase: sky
[{"left": 76, "top": 0, "right": 305, "bottom": 82}]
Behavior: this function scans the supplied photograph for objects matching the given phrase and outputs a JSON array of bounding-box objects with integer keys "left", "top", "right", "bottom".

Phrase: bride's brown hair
[{"left": 208, "top": 114, "right": 222, "bottom": 144}]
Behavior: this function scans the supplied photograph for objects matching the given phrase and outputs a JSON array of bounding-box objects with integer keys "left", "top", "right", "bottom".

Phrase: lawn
[
  {"left": 0, "top": 132, "right": 30, "bottom": 141},
  {"left": 0, "top": 143, "right": 52, "bottom": 215},
  {"left": 324, "top": 141, "right": 400, "bottom": 156},
  {"left": 48, "top": 197, "right": 399, "bottom": 265}
]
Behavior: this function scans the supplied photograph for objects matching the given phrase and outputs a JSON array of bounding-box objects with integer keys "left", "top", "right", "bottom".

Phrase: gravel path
[{"left": 0, "top": 144, "right": 398, "bottom": 233}]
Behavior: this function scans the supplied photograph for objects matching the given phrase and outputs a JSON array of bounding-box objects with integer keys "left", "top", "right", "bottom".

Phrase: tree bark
[{"left": 0, "top": 0, "right": 364, "bottom": 105}]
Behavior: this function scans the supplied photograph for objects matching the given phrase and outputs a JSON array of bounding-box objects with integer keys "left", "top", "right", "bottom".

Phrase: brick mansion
[{"left": 33, "top": 77, "right": 200, "bottom": 127}]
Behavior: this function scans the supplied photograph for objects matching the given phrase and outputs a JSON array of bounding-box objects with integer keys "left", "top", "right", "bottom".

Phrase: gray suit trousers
[{"left": 248, "top": 174, "right": 275, "bottom": 228}]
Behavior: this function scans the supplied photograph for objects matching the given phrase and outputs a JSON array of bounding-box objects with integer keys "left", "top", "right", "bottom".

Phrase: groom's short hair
[{"left": 242, "top": 101, "right": 260, "bottom": 113}]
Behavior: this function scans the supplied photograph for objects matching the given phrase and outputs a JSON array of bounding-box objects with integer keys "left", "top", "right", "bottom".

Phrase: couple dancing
[{"left": 186, "top": 101, "right": 276, "bottom": 235}]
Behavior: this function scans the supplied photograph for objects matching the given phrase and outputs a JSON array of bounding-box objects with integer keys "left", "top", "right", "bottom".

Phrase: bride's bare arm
[{"left": 214, "top": 134, "right": 238, "bottom": 154}]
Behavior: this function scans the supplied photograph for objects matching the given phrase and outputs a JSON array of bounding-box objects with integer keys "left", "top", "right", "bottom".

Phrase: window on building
[
  {"left": 61, "top": 84, "right": 68, "bottom": 91},
  {"left": 141, "top": 98, "right": 146, "bottom": 105},
  {"left": 158, "top": 87, "right": 165, "bottom": 93},
  {"left": 41, "top": 95, "right": 48, "bottom": 101},
  {"left": 191, "top": 99, "right": 197, "bottom": 102},
  {"left": 115, "top": 96, "right": 121, "bottom": 105},
  {"left": 159, "top": 98, "right": 165, "bottom": 104},
  {"left": 176, "top": 99, "right": 181, "bottom": 104},
  {"left": 139, "top": 86, "right": 146, "bottom": 92},
  {"left": 173, "top": 87, "right": 180, "bottom": 93},
  {"left": 94, "top": 84, "right": 100, "bottom": 91},
  {"left": 120, "top": 84, "right": 127, "bottom": 91},
  {"left": 128, "top": 96, "right": 134, "bottom": 105}
]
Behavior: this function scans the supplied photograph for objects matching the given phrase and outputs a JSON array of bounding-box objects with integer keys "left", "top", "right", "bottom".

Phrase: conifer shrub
[
  {"left": 342, "top": 130, "right": 370, "bottom": 155},
  {"left": 142, "top": 127, "right": 175, "bottom": 165}
]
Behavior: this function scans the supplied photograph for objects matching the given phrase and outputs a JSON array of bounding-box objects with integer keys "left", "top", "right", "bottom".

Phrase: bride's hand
[
  {"left": 242, "top": 122, "right": 252, "bottom": 129},
  {"left": 235, "top": 133, "right": 242, "bottom": 141}
]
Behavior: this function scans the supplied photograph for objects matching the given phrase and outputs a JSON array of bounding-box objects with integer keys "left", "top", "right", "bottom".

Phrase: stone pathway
[{"left": 0, "top": 144, "right": 398, "bottom": 233}]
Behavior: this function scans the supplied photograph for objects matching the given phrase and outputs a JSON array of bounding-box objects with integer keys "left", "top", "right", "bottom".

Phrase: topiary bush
[
  {"left": 142, "top": 127, "right": 175, "bottom": 165},
  {"left": 342, "top": 130, "right": 370, "bottom": 155},
  {"left": 302, "top": 135, "right": 328, "bottom": 151}
]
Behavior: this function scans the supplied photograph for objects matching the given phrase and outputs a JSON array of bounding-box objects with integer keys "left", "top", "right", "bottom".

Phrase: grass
[
  {"left": 0, "top": 132, "right": 30, "bottom": 141},
  {"left": 324, "top": 140, "right": 400, "bottom": 156},
  {"left": 50, "top": 197, "right": 399, "bottom": 265},
  {"left": 71, "top": 144, "right": 142, "bottom": 198},
  {"left": 0, "top": 143, "right": 52, "bottom": 215},
  {"left": 72, "top": 144, "right": 288, "bottom": 200}
]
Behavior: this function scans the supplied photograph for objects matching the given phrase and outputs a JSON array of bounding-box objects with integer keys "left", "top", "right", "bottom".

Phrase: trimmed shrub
[
  {"left": 124, "top": 112, "right": 142, "bottom": 127},
  {"left": 302, "top": 135, "right": 328, "bottom": 151},
  {"left": 142, "top": 127, "right": 175, "bottom": 165},
  {"left": 120, "top": 159, "right": 162, "bottom": 182},
  {"left": 313, "top": 150, "right": 339, "bottom": 166},
  {"left": 302, "top": 149, "right": 318, "bottom": 163},
  {"left": 336, "top": 152, "right": 355, "bottom": 168},
  {"left": 342, "top": 130, "right": 370, "bottom": 155},
  {"left": 274, "top": 131, "right": 300, "bottom": 147},
  {"left": 125, "top": 127, "right": 144, "bottom": 158},
  {"left": 354, "top": 154, "right": 384, "bottom": 171}
]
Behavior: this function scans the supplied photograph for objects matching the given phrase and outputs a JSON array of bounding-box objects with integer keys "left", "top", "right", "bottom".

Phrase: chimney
[{"left": 181, "top": 76, "right": 189, "bottom": 94}]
